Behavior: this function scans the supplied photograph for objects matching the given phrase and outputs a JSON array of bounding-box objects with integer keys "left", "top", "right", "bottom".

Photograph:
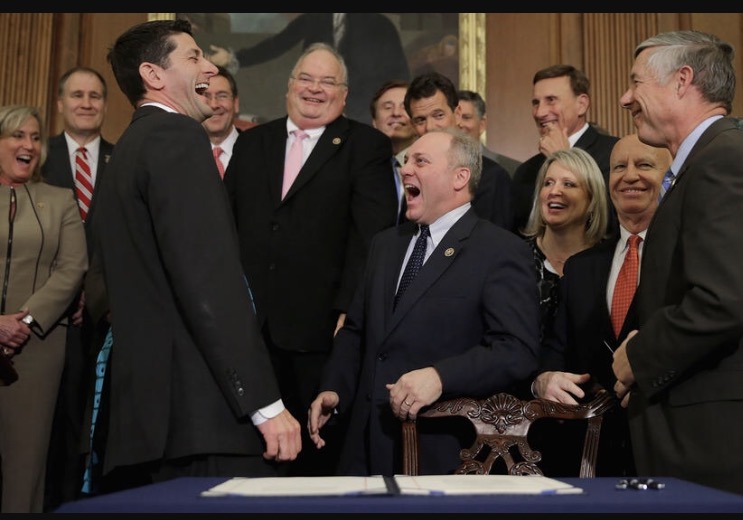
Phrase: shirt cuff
[{"left": 250, "top": 399, "right": 284, "bottom": 426}]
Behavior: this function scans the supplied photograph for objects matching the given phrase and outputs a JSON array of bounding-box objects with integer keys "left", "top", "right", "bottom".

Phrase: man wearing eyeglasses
[
  {"left": 224, "top": 42, "right": 397, "bottom": 477},
  {"left": 201, "top": 66, "right": 244, "bottom": 178}
]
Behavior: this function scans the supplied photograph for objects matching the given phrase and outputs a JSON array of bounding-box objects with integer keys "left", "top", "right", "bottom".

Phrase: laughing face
[
  {"left": 399, "top": 131, "right": 470, "bottom": 225},
  {"left": 0, "top": 115, "right": 41, "bottom": 187},
  {"left": 531, "top": 75, "right": 588, "bottom": 139},
  {"left": 538, "top": 161, "right": 591, "bottom": 231},
  {"left": 154, "top": 32, "right": 217, "bottom": 122},
  {"left": 286, "top": 48, "right": 348, "bottom": 129},
  {"left": 609, "top": 133, "right": 671, "bottom": 226}
]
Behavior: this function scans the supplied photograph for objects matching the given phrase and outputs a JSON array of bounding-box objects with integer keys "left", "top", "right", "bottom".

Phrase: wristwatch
[{"left": 22, "top": 314, "right": 35, "bottom": 326}]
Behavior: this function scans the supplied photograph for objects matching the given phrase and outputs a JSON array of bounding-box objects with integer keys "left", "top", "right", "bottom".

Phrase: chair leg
[
  {"left": 401, "top": 421, "right": 419, "bottom": 476},
  {"left": 579, "top": 416, "right": 603, "bottom": 478}
]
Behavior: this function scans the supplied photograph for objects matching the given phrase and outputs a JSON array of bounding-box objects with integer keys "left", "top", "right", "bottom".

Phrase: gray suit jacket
[{"left": 627, "top": 117, "right": 743, "bottom": 494}]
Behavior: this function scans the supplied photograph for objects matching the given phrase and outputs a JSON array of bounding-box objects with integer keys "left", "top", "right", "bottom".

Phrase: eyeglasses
[
  {"left": 203, "top": 92, "right": 234, "bottom": 102},
  {"left": 290, "top": 74, "right": 346, "bottom": 90}
]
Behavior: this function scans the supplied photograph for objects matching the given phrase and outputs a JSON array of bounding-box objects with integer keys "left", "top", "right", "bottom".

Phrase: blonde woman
[
  {"left": 0, "top": 104, "right": 87, "bottom": 512},
  {"left": 523, "top": 147, "right": 610, "bottom": 344}
]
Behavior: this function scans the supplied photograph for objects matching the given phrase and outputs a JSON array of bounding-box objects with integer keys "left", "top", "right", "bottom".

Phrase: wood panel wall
[
  {"left": 487, "top": 12, "right": 743, "bottom": 162},
  {"left": 1, "top": 12, "right": 741, "bottom": 160}
]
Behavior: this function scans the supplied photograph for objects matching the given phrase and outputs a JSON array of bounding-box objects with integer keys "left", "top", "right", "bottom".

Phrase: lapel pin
[
  {"left": 444, "top": 247, "right": 455, "bottom": 257},
  {"left": 332, "top": 137, "right": 341, "bottom": 145}
]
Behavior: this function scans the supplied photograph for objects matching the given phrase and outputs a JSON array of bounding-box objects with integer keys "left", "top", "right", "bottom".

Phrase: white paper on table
[
  {"left": 200, "top": 476, "right": 390, "bottom": 497},
  {"left": 393, "top": 474, "right": 584, "bottom": 495}
]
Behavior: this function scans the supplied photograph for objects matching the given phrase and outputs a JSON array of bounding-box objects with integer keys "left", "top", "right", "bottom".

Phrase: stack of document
[{"left": 201, "top": 475, "right": 583, "bottom": 497}]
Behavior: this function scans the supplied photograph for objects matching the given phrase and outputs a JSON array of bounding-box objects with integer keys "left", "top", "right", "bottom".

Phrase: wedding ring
[{"left": 403, "top": 400, "right": 412, "bottom": 407}]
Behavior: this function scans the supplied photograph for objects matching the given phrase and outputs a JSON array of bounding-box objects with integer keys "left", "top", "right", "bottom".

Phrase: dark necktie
[
  {"left": 611, "top": 235, "right": 642, "bottom": 337},
  {"left": 394, "top": 224, "right": 430, "bottom": 309}
]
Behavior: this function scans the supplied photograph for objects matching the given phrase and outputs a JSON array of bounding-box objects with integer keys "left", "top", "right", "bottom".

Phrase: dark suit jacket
[
  {"left": 43, "top": 133, "right": 114, "bottom": 252},
  {"left": 319, "top": 209, "right": 540, "bottom": 476},
  {"left": 224, "top": 115, "right": 398, "bottom": 353},
  {"left": 539, "top": 236, "right": 637, "bottom": 476},
  {"left": 472, "top": 156, "right": 514, "bottom": 231},
  {"left": 234, "top": 13, "right": 409, "bottom": 123},
  {"left": 93, "top": 106, "right": 279, "bottom": 474},
  {"left": 626, "top": 117, "right": 743, "bottom": 494},
  {"left": 511, "top": 125, "right": 619, "bottom": 236}
]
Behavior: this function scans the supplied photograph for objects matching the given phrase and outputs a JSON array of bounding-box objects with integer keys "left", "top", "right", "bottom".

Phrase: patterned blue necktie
[
  {"left": 659, "top": 168, "right": 675, "bottom": 202},
  {"left": 394, "top": 224, "right": 430, "bottom": 309},
  {"left": 81, "top": 326, "right": 113, "bottom": 495}
]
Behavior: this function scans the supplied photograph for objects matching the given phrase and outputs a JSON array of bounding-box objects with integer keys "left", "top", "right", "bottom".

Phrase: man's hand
[
  {"left": 613, "top": 329, "right": 638, "bottom": 408},
  {"left": 71, "top": 291, "right": 85, "bottom": 327},
  {"left": 256, "top": 409, "right": 302, "bottom": 461},
  {"left": 334, "top": 313, "right": 346, "bottom": 336},
  {"left": 386, "top": 367, "right": 442, "bottom": 421},
  {"left": 307, "top": 391, "right": 340, "bottom": 449},
  {"left": 538, "top": 120, "right": 570, "bottom": 156},
  {"left": 532, "top": 371, "right": 591, "bottom": 405}
]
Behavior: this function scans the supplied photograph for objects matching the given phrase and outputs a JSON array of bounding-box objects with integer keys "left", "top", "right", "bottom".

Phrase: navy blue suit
[{"left": 319, "top": 208, "right": 540, "bottom": 476}]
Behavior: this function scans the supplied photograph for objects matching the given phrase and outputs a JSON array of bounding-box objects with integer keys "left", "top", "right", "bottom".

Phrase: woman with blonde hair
[
  {"left": 0, "top": 104, "right": 87, "bottom": 512},
  {"left": 523, "top": 147, "right": 610, "bottom": 343}
]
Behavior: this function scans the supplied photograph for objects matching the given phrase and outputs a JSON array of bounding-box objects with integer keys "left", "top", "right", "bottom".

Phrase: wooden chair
[{"left": 401, "top": 386, "right": 615, "bottom": 478}]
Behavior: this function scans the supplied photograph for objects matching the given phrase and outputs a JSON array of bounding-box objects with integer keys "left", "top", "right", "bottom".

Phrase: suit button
[
  {"left": 269, "top": 263, "right": 276, "bottom": 270},
  {"left": 272, "top": 223, "right": 279, "bottom": 231},
  {"left": 378, "top": 353, "right": 387, "bottom": 361}
]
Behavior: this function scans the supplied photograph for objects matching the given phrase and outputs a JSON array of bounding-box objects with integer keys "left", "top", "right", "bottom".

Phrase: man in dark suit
[
  {"left": 223, "top": 42, "right": 398, "bottom": 476},
  {"left": 202, "top": 66, "right": 241, "bottom": 178},
  {"left": 532, "top": 134, "right": 671, "bottom": 477},
  {"left": 370, "top": 79, "right": 418, "bottom": 225},
  {"left": 208, "top": 13, "right": 410, "bottom": 123},
  {"left": 404, "top": 72, "right": 515, "bottom": 231},
  {"left": 457, "top": 89, "right": 521, "bottom": 177},
  {"left": 307, "top": 128, "right": 540, "bottom": 476},
  {"left": 92, "top": 18, "right": 301, "bottom": 492},
  {"left": 41, "top": 66, "right": 115, "bottom": 510},
  {"left": 613, "top": 30, "right": 743, "bottom": 496},
  {"left": 511, "top": 65, "right": 618, "bottom": 236}
]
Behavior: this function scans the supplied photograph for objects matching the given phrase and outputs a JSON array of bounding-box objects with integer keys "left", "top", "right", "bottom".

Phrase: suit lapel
[
  {"left": 281, "top": 117, "right": 350, "bottom": 202},
  {"left": 385, "top": 210, "right": 478, "bottom": 335}
]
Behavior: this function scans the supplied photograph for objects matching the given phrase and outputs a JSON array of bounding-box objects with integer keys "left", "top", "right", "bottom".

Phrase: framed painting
[{"left": 150, "top": 13, "right": 484, "bottom": 126}]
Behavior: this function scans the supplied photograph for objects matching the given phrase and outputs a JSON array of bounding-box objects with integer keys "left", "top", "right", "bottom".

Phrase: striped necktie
[{"left": 75, "top": 147, "right": 94, "bottom": 222}]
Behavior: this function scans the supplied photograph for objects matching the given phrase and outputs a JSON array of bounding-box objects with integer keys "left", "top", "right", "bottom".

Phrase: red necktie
[
  {"left": 75, "top": 147, "right": 94, "bottom": 222},
  {"left": 611, "top": 235, "right": 642, "bottom": 337},
  {"left": 213, "top": 146, "right": 225, "bottom": 178},
  {"left": 282, "top": 130, "right": 308, "bottom": 199}
]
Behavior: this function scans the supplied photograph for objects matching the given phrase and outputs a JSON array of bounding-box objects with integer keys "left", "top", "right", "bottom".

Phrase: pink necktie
[
  {"left": 611, "top": 235, "right": 642, "bottom": 337},
  {"left": 213, "top": 146, "right": 225, "bottom": 178},
  {"left": 75, "top": 147, "right": 94, "bottom": 222},
  {"left": 282, "top": 130, "right": 308, "bottom": 199}
]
